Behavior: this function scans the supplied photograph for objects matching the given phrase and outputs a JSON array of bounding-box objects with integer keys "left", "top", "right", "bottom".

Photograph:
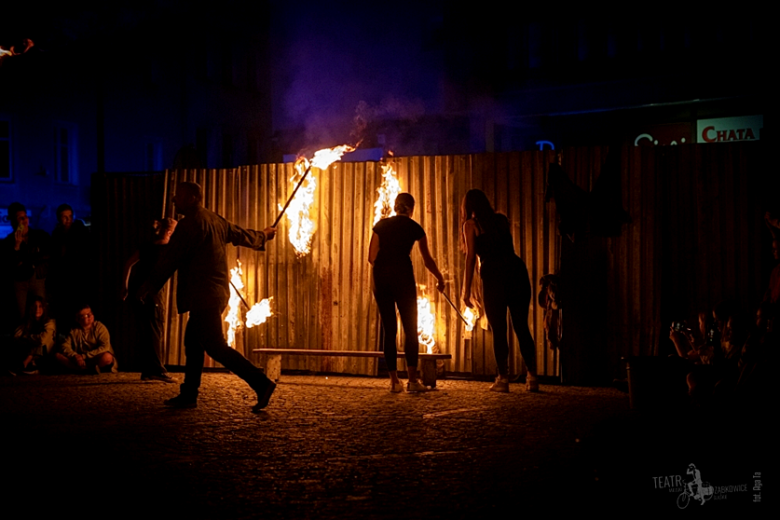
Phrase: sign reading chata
[{"left": 697, "top": 115, "right": 763, "bottom": 144}]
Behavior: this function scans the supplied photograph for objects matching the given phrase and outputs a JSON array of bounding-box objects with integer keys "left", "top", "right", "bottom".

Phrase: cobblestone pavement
[{"left": 1, "top": 372, "right": 768, "bottom": 518}]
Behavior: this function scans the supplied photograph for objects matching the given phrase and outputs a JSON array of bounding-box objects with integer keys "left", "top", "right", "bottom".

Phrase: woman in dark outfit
[
  {"left": 121, "top": 218, "right": 177, "bottom": 383},
  {"left": 369, "top": 193, "right": 445, "bottom": 393},
  {"left": 461, "top": 189, "right": 538, "bottom": 392}
]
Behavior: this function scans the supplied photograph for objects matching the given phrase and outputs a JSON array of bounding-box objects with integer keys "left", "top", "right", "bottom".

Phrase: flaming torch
[
  {"left": 462, "top": 307, "right": 478, "bottom": 332},
  {"left": 373, "top": 163, "right": 402, "bottom": 225},
  {"left": 278, "top": 144, "right": 354, "bottom": 256},
  {"left": 0, "top": 39, "right": 34, "bottom": 63},
  {"left": 246, "top": 297, "right": 273, "bottom": 328},
  {"left": 440, "top": 290, "right": 478, "bottom": 331},
  {"left": 417, "top": 286, "right": 437, "bottom": 354}
]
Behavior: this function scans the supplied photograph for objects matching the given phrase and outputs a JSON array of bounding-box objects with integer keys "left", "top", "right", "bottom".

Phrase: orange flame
[
  {"left": 225, "top": 260, "right": 245, "bottom": 347},
  {"left": 373, "top": 163, "right": 402, "bottom": 225},
  {"left": 417, "top": 285, "right": 436, "bottom": 354},
  {"left": 226, "top": 260, "right": 273, "bottom": 346},
  {"left": 282, "top": 144, "right": 355, "bottom": 256},
  {"left": 246, "top": 297, "right": 273, "bottom": 328},
  {"left": 463, "top": 307, "right": 478, "bottom": 332},
  {"left": 0, "top": 39, "right": 34, "bottom": 62}
]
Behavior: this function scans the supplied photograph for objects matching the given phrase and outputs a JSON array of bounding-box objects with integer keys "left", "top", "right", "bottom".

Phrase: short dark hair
[
  {"left": 8, "top": 202, "right": 25, "bottom": 220},
  {"left": 178, "top": 181, "right": 203, "bottom": 201},
  {"left": 56, "top": 203, "right": 73, "bottom": 217},
  {"left": 394, "top": 193, "right": 415, "bottom": 214},
  {"left": 75, "top": 303, "right": 92, "bottom": 316}
]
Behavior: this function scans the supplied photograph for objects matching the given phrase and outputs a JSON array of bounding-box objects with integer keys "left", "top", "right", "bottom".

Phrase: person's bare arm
[
  {"left": 368, "top": 232, "right": 379, "bottom": 265},
  {"left": 417, "top": 236, "right": 444, "bottom": 292},
  {"left": 461, "top": 220, "right": 478, "bottom": 307},
  {"left": 669, "top": 329, "right": 698, "bottom": 360}
]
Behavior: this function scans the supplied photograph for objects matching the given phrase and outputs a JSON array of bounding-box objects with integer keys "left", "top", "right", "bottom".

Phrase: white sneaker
[
  {"left": 489, "top": 377, "right": 509, "bottom": 393},
  {"left": 391, "top": 381, "right": 404, "bottom": 393},
  {"left": 406, "top": 380, "right": 428, "bottom": 392}
]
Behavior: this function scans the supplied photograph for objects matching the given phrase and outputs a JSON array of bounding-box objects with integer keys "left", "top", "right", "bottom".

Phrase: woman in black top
[
  {"left": 121, "top": 218, "right": 177, "bottom": 383},
  {"left": 369, "top": 193, "right": 444, "bottom": 392},
  {"left": 461, "top": 189, "right": 538, "bottom": 392}
]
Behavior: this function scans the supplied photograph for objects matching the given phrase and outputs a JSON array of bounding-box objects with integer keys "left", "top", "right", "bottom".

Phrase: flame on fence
[
  {"left": 417, "top": 286, "right": 436, "bottom": 354},
  {"left": 226, "top": 261, "right": 246, "bottom": 347},
  {"left": 282, "top": 144, "right": 354, "bottom": 256},
  {"left": 0, "top": 38, "right": 34, "bottom": 62},
  {"left": 373, "top": 163, "right": 402, "bottom": 225},
  {"left": 225, "top": 260, "right": 273, "bottom": 347}
]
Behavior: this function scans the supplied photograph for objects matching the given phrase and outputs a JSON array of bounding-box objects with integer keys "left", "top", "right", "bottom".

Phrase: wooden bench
[{"left": 253, "top": 349, "right": 452, "bottom": 388}]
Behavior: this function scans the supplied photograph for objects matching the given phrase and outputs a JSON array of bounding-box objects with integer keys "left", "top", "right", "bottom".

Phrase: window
[
  {"left": 54, "top": 123, "right": 78, "bottom": 184},
  {"left": 0, "top": 119, "right": 10, "bottom": 181}
]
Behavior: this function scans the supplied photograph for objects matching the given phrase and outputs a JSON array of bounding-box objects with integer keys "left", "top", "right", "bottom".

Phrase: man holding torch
[{"left": 138, "top": 181, "right": 277, "bottom": 412}]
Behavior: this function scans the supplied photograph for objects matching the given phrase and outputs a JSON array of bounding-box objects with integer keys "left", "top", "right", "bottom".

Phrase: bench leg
[
  {"left": 262, "top": 354, "right": 282, "bottom": 382},
  {"left": 421, "top": 358, "right": 437, "bottom": 388}
]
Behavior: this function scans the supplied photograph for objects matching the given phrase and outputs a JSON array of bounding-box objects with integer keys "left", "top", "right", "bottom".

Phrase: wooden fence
[{"left": 96, "top": 142, "right": 767, "bottom": 384}]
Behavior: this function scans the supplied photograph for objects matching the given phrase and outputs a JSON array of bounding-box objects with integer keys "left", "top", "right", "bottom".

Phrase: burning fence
[
  {"left": 281, "top": 144, "right": 355, "bottom": 256},
  {"left": 373, "top": 163, "right": 402, "bottom": 225},
  {"left": 416, "top": 287, "right": 437, "bottom": 354},
  {"left": 145, "top": 151, "right": 555, "bottom": 377}
]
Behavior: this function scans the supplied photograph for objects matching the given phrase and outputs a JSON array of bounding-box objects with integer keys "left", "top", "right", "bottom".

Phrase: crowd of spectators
[
  {"left": 1, "top": 201, "right": 114, "bottom": 376},
  {"left": 667, "top": 212, "right": 778, "bottom": 410}
]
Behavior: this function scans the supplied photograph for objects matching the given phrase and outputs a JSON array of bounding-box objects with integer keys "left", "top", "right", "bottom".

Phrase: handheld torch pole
[
  {"left": 273, "top": 163, "right": 313, "bottom": 228},
  {"left": 441, "top": 291, "right": 470, "bottom": 326}
]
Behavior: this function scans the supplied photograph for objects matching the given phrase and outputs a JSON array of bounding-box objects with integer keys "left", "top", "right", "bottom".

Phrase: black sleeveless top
[{"left": 473, "top": 213, "right": 515, "bottom": 264}]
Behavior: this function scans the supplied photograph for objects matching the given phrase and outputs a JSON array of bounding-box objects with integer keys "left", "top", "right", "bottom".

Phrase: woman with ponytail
[
  {"left": 369, "top": 193, "right": 445, "bottom": 393},
  {"left": 461, "top": 189, "right": 538, "bottom": 392}
]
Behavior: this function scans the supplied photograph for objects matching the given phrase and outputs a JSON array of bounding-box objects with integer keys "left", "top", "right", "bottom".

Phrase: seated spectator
[
  {"left": 2, "top": 202, "right": 50, "bottom": 325},
  {"left": 55, "top": 305, "right": 116, "bottom": 374},
  {"left": 4, "top": 296, "right": 55, "bottom": 375},
  {"left": 735, "top": 303, "right": 778, "bottom": 403},
  {"left": 669, "top": 301, "right": 743, "bottom": 406},
  {"left": 669, "top": 312, "right": 711, "bottom": 364}
]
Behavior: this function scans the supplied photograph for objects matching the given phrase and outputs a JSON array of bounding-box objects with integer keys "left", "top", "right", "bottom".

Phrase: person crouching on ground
[
  {"left": 7, "top": 296, "right": 56, "bottom": 375},
  {"left": 55, "top": 305, "right": 116, "bottom": 374}
]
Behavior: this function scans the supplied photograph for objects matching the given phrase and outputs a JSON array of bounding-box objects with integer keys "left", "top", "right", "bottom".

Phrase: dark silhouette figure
[
  {"left": 369, "top": 193, "right": 444, "bottom": 393},
  {"left": 122, "top": 218, "right": 178, "bottom": 383},
  {"left": 461, "top": 189, "right": 538, "bottom": 392},
  {"left": 139, "top": 182, "right": 277, "bottom": 412}
]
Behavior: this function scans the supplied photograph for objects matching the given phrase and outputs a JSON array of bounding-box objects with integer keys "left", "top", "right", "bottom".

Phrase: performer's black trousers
[
  {"left": 373, "top": 268, "right": 419, "bottom": 372},
  {"left": 481, "top": 255, "right": 537, "bottom": 377},
  {"left": 181, "top": 306, "right": 271, "bottom": 396},
  {"left": 132, "top": 298, "right": 167, "bottom": 376}
]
